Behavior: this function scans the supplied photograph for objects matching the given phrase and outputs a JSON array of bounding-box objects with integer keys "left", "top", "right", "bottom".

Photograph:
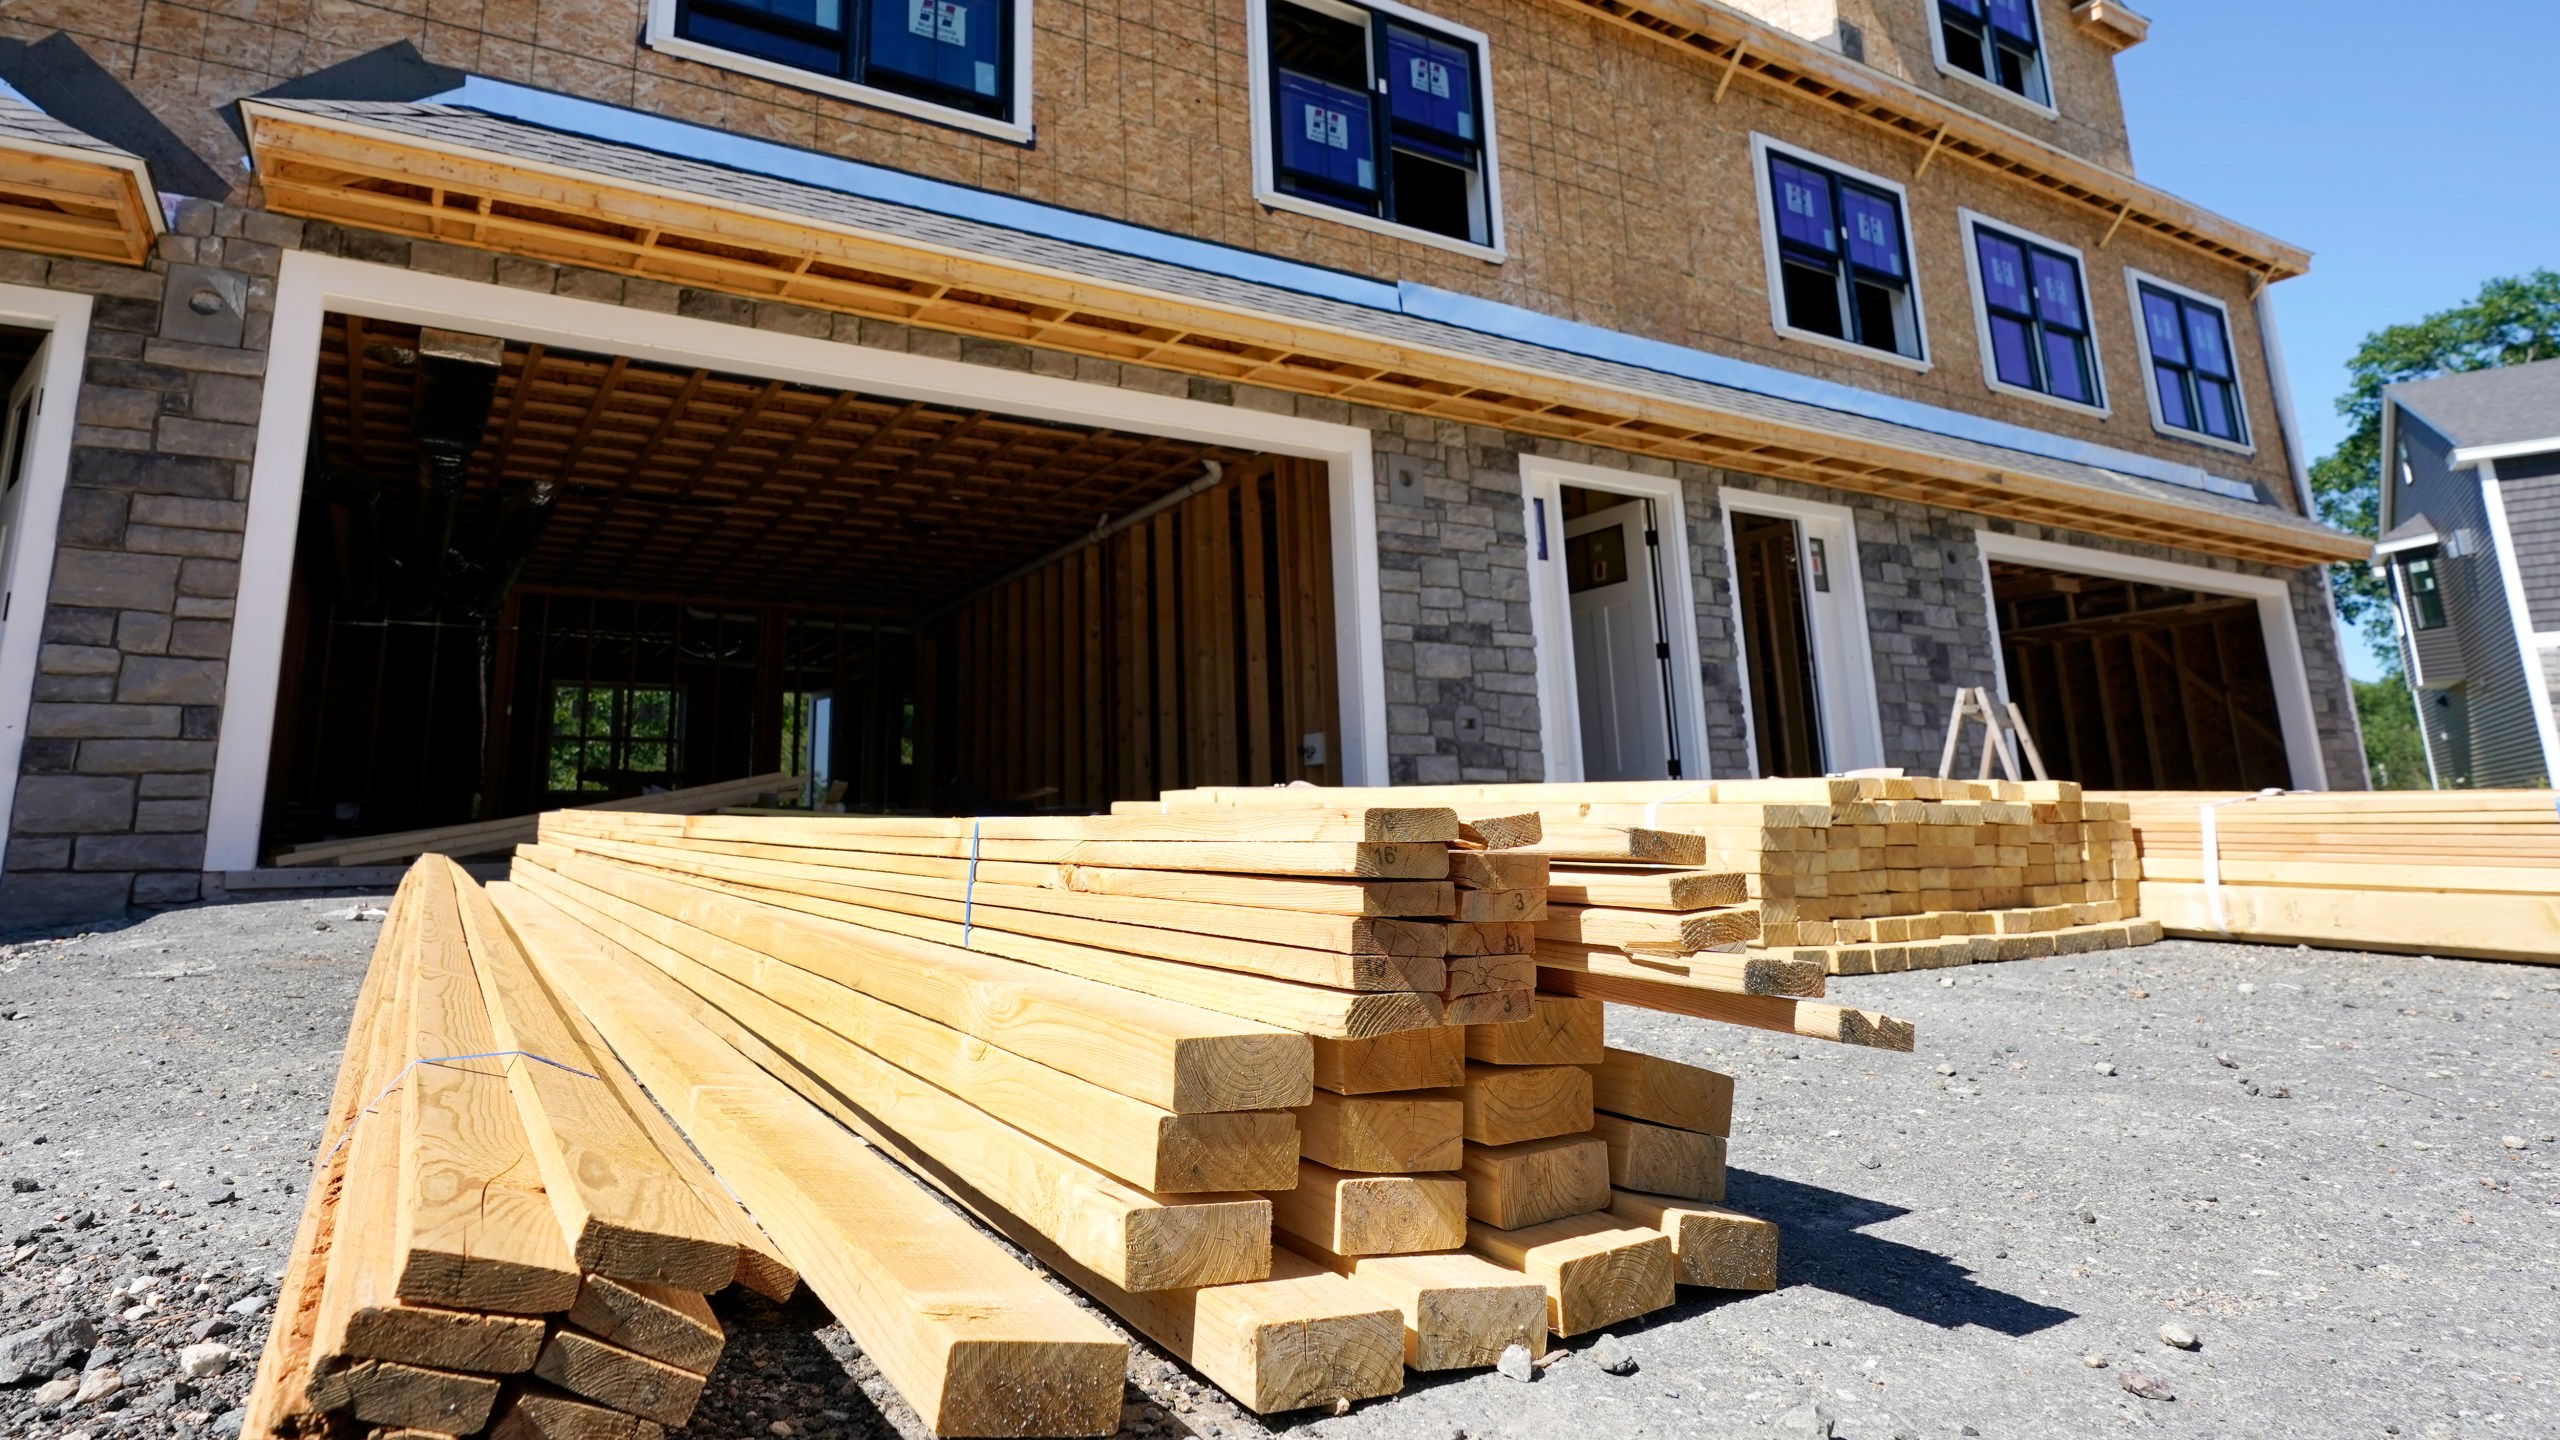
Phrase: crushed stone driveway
[{"left": 2, "top": 893, "right": 2553, "bottom": 1440}]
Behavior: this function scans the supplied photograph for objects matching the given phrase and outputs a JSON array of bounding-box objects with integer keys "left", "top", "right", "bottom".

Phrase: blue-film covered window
[
  {"left": 1940, "top": 0, "right": 2048, "bottom": 104},
  {"left": 1266, "top": 0, "right": 1493, "bottom": 247},
  {"left": 676, "top": 0, "right": 1013, "bottom": 119},
  {"left": 1766, "top": 150, "right": 1922, "bottom": 360},
  {"left": 2140, "top": 283, "right": 2248, "bottom": 444},
  {"left": 1972, "top": 225, "right": 2098, "bottom": 406}
]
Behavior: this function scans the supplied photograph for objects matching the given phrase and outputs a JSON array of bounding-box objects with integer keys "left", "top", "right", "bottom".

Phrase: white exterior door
[
  {"left": 0, "top": 338, "right": 48, "bottom": 640},
  {"left": 1564, "top": 499, "right": 1677, "bottom": 781}
]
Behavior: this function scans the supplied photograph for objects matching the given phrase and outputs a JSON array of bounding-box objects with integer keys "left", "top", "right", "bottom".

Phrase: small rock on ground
[
  {"left": 2118, "top": 1369, "right": 2177, "bottom": 1402},
  {"left": 1778, "top": 1401, "right": 1835, "bottom": 1437},
  {"left": 1495, "top": 1344, "right": 1534, "bottom": 1383},
  {"left": 2157, "top": 1322, "right": 2200, "bottom": 1351},
  {"left": 1589, "top": 1334, "right": 1637, "bottom": 1375}
]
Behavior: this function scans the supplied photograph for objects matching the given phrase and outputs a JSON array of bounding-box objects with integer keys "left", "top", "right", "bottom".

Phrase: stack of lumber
[
  {"left": 243, "top": 856, "right": 801, "bottom": 1440},
  {"left": 272, "top": 772, "right": 796, "bottom": 868},
  {"left": 1142, "top": 780, "right": 2159, "bottom": 982},
  {"left": 493, "top": 802, "right": 1855, "bottom": 1422},
  {"left": 2104, "top": 789, "right": 2560, "bottom": 964}
]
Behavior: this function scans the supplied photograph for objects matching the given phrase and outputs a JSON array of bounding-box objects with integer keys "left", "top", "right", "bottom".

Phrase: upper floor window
[
  {"left": 656, "top": 0, "right": 1028, "bottom": 139},
  {"left": 2131, "top": 274, "right": 2251, "bottom": 450},
  {"left": 1753, "top": 138, "right": 1925, "bottom": 365},
  {"left": 1937, "top": 0, "right": 2051, "bottom": 108},
  {"left": 2402, "top": 554, "right": 2446, "bottom": 629},
  {"left": 1252, "top": 0, "right": 1501, "bottom": 256},
  {"left": 1963, "top": 216, "right": 2101, "bottom": 411}
]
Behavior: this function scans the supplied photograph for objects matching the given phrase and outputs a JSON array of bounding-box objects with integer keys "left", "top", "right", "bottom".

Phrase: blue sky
[{"left": 2114, "top": 1, "right": 2560, "bottom": 678}]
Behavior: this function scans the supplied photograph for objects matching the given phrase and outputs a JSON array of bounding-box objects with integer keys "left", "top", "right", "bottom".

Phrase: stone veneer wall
[{"left": 0, "top": 210, "right": 2366, "bottom": 926}]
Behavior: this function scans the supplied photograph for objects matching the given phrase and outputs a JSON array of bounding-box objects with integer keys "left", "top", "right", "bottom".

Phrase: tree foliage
[
  {"left": 2309, "top": 270, "right": 2560, "bottom": 665},
  {"left": 2351, "top": 677, "right": 2429, "bottom": 789}
]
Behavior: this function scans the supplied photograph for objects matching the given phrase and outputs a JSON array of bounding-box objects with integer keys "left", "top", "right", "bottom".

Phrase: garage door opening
[
  {"left": 258, "top": 316, "right": 1342, "bottom": 859},
  {"left": 1991, "top": 559, "right": 2291, "bottom": 790}
]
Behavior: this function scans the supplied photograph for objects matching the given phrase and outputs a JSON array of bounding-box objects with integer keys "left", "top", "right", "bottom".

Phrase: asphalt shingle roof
[{"left": 2389, "top": 357, "right": 2560, "bottom": 454}]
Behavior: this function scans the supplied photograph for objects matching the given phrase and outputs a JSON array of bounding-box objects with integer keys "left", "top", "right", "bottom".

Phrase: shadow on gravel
[{"left": 1727, "top": 1169, "right": 2075, "bottom": 1336}]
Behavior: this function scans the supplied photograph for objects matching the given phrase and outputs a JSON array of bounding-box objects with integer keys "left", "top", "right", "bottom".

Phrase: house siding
[
  {"left": 2496, "top": 460, "right": 2560, "bottom": 634},
  {"left": 2385, "top": 411, "right": 2543, "bottom": 787}
]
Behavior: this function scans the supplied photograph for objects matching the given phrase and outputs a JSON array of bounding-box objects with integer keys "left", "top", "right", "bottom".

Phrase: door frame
[
  {"left": 1717, "top": 486, "right": 1886, "bottom": 774},
  {"left": 209, "top": 252, "right": 1394, "bottom": 869},
  {"left": 1519, "top": 454, "right": 1713, "bottom": 782},
  {"left": 0, "top": 284, "right": 96, "bottom": 854},
  {"left": 1973, "top": 529, "right": 2330, "bottom": 790}
]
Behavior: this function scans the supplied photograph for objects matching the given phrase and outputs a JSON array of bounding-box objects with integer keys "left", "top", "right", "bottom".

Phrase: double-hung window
[
  {"left": 1259, "top": 0, "right": 1497, "bottom": 251},
  {"left": 2133, "top": 276, "right": 2250, "bottom": 448},
  {"left": 1966, "top": 218, "right": 2100, "bottom": 409},
  {"left": 664, "top": 0, "right": 1020, "bottom": 132},
  {"left": 1938, "top": 0, "right": 2050, "bottom": 106},
  {"left": 1757, "top": 140, "right": 1924, "bottom": 363},
  {"left": 2401, "top": 554, "right": 2446, "bottom": 630}
]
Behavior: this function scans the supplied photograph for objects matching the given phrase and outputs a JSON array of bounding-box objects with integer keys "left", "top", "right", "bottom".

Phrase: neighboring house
[
  {"left": 0, "top": 0, "right": 2367, "bottom": 924},
  {"left": 2376, "top": 360, "right": 2560, "bottom": 788}
]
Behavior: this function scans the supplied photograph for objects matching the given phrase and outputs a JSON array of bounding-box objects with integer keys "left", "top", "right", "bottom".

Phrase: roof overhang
[
  {"left": 2453, "top": 438, "right": 2560, "bottom": 468},
  {"left": 2069, "top": 1, "right": 2151, "bottom": 53},
  {"left": 241, "top": 101, "right": 2365, "bottom": 569},
  {"left": 1550, "top": 0, "right": 2303, "bottom": 283},
  {"left": 2371, "top": 530, "right": 2440, "bottom": 560},
  {"left": 0, "top": 122, "right": 159, "bottom": 266}
]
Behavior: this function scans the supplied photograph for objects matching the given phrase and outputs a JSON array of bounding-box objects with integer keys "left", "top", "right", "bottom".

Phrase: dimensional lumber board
[
  {"left": 447, "top": 863, "right": 739, "bottom": 1291},
  {"left": 528, "top": 866, "right": 1296, "bottom": 1193},
  {"left": 1451, "top": 887, "right": 1545, "bottom": 923},
  {"left": 1533, "top": 945, "right": 1820, "bottom": 998},
  {"left": 533, "top": 1331, "right": 705, "bottom": 1428},
  {"left": 616, "top": 807, "right": 1463, "bottom": 844},
  {"left": 1515, "top": 824, "right": 1705, "bottom": 866},
  {"left": 1294, "top": 1091, "right": 1464, "bottom": 1173},
  {"left": 1264, "top": 1162, "right": 1467, "bottom": 1256},
  {"left": 1281, "top": 1240, "right": 1549, "bottom": 1371},
  {"left": 510, "top": 853, "right": 1309, "bottom": 1113},
  {"left": 1538, "top": 905, "right": 1763, "bottom": 952},
  {"left": 1464, "top": 1213, "right": 1676, "bottom": 1336},
  {"left": 1310, "top": 1027, "right": 1468, "bottom": 1095},
  {"left": 1440, "top": 989, "right": 1534, "bottom": 1026},
  {"left": 1444, "top": 922, "right": 1536, "bottom": 957},
  {"left": 1607, "top": 1192, "right": 1778, "bottom": 1291},
  {"left": 303, "top": 1358, "right": 502, "bottom": 1433},
  {"left": 1443, "top": 953, "right": 1536, "bottom": 997},
  {"left": 2136, "top": 881, "right": 2560, "bottom": 965},
  {"left": 565, "top": 1276, "right": 726, "bottom": 1375},
  {"left": 1587, "top": 1048, "right": 1734, "bottom": 1137},
  {"left": 1465, "top": 995, "right": 1604, "bottom": 1066},
  {"left": 1588, "top": 1113, "right": 1726, "bottom": 1202},
  {"left": 274, "top": 772, "right": 793, "bottom": 866},
  {"left": 1539, "top": 969, "right": 1916, "bottom": 1051},
  {"left": 1544, "top": 868, "right": 1749, "bottom": 912},
  {"left": 549, "top": 815, "right": 1451, "bottom": 878},
  {"left": 394, "top": 861, "right": 583, "bottom": 1315},
  {"left": 1446, "top": 851, "right": 1549, "bottom": 891},
  {"left": 1432, "top": 1064, "right": 1594, "bottom": 1147},
  {"left": 492, "top": 885, "right": 1128, "bottom": 1437},
  {"left": 1459, "top": 1136, "right": 1610, "bottom": 1229},
  {"left": 491, "top": 1384, "right": 670, "bottom": 1440}
]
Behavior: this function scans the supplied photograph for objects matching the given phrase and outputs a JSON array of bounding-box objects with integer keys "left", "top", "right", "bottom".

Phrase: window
[
  {"left": 2402, "top": 554, "right": 2446, "bottom": 630},
  {"left": 548, "top": 683, "right": 684, "bottom": 794},
  {"left": 1756, "top": 140, "right": 1924, "bottom": 363},
  {"left": 1965, "top": 218, "right": 2100, "bottom": 409},
  {"left": 2132, "top": 276, "right": 2251, "bottom": 448},
  {"left": 660, "top": 0, "right": 1021, "bottom": 133},
  {"left": 1938, "top": 0, "right": 2050, "bottom": 106},
  {"left": 1257, "top": 0, "right": 1498, "bottom": 252}
]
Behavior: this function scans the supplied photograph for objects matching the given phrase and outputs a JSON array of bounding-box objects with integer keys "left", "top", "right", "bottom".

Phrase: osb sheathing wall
[{"left": 10, "top": 0, "right": 2301, "bottom": 507}]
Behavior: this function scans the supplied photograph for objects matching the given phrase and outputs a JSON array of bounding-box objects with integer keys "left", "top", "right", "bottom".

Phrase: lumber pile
[
  {"left": 243, "top": 856, "right": 803, "bottom": 1440},
  {"left": 2104, "top": 789, "right": 2560, "bottom": 964},
  {"left": 272, "top": 772, "right": 796, "bottom": 868}
]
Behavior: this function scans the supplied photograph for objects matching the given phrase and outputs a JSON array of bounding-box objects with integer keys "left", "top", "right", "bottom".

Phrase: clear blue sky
[{"left": 2115, "top": 1, "right": 2560, "bottom": 678}]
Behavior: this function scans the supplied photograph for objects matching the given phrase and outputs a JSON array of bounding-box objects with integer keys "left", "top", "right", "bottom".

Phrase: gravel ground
[{"left": 1, "top": 895, "right": 2553, "bottom": 1440}]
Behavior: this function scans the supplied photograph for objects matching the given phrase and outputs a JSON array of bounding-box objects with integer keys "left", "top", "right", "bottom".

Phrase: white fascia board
[
  {"left": 2452, "top": 438, "right": 2560, "bottom": 467},
  {"left": 2369, "top": 530, "right": 2440, "bottom": 559}
]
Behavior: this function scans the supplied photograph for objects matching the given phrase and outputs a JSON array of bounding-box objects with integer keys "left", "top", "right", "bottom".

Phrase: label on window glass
[
  {"left": 1409, "top": 57, "right": 1451, "bottom": 98},
  {"left": 1304, "top": 105, "right": 1351, "bottom": 149},
  {"left": 909, "top": 0, "right": 965, "bottom": 44}
]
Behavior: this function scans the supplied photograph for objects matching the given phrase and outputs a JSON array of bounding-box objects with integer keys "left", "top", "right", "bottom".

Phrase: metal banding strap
[
  {"left": 2199, "top": 789, "right": 2287, "bottom": 933},
  {"left": 1641, "top": 782, "right": 1718, "bottom": 830}
]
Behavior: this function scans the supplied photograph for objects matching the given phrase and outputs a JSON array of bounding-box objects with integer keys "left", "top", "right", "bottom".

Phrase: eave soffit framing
[{"left": 0, "top": 84, "right": 161, "bottom": 267}]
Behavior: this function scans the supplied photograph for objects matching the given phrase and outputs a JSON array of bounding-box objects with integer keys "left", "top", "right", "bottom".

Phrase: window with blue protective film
[
  {"left": 1969, "top": 222, "right": 2096, "bottom": 405},
  {"left": 868, "top": 0, "right": 1004, "bottom": 97},
  {"left": 1842, "top": 189, "right": 1906, "bottom": 277},
  {"left": 1986, "top": 0, "right": 2037, "bottom": 43},
  {"left": 1771, "top": 161, "right": 1838, "bottom": 253},
  {"left": 1263, "top": 0, "right": 1494, "bottom": 246},
  {"left": 675, "top": 0, "right": 1014, "bottom": 118},
  {"left": 1763, "top": 148, "right": 1921, "bottom": 359},
  {"left": 2141, "top": 291, "right": 2188, "bottom": 364},
  {"left": 1939, "top": 0, "right": 2047, "bottom": 103},
  {"left": 1988, "top": 314, "right": 2037, "bottom": 390},
  {"left": 1277, "top": 71, "right": 1378, "bottom": 194},
  {"left": 2030, "top": 252, "right": 2083, "bottom": 329},
  {"left": 1386, "top": 25, "right": 1476, "bottom": 144},
  {"left": 1976, "top": 232, "right": 2031, "bottom": 311},
  {"left": 2138, "top": 282, "right": 2248, "bottom": 445},
  {"left": 2187, "top": 307, "right": 2234, "bottom": 378}
]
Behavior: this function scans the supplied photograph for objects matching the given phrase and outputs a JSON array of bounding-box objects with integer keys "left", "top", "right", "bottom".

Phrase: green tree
[
  {"left": 2310, "top": 270, "right": 2560, "bottom": 663},
  {"left": 2351, "top": 676, "right": 2429, "bottom": 790}
]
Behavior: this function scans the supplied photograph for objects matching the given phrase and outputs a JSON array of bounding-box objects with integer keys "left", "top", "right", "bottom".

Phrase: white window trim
[
  {"left": 2478, "top": 460, "right": 2560, "bottom": 782},
  {"left": 1971, "top": 529, "right": 2329, "bottom": 789},
  {"left": 1923, "top": 0, "right": 2061, "bottom": 119},
  {"left": 1246, "top": 0, "right": 1509, "bottom": 263},
  {"left": 210, "top": 253, "right": 1396, "bottom": 869},
  {"left": 1748, "top": 133, "right": 1933, "bottom": 374},
  {"left": 1717, "top": 485, "right": 1888, "bottom": 774},
  {"left": 1955, "top": 208, "right": 2110, "bottom": 418},
  {"left": 2124, "top": 266, "right": 2259, "bottom": 457},
  {"left": 0, "top": 284, "right": 95, "bottom": 855},
  {"left": 1517, "top": 455, "right": 1715, "bottom": 783},
  {"left": 644, "top": 0, "right": 1036, "bottom": 146}
]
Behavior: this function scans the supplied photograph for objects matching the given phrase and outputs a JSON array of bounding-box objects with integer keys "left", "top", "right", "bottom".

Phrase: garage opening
[
  {"left": 1991, "top": 559, "right": 2291, "bottom": 790},
  {"left": 259, "top": 317, "right": 1342, "bottom": 858}
]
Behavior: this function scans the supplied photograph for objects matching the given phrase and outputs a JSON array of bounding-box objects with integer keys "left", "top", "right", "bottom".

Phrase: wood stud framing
[{"left": 0, "top": 140, "right": 157, "bottom": 266}]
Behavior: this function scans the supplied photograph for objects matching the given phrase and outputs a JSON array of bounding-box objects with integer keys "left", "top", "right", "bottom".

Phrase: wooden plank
[
  {"left": 1310, "top": 1027, "right": 1467, "bottom": 1095},
  {"left": 510, "top": 852, "right": 1308, "bottom": 1113},
  {"left": 1607, "top": 1192, "right": 1777, "bottom": 1290},
  {"left": 1264, "top": 1161, "right": 1467, "bottom": 1256},
  {"left": 1513, "top": 824, "right": 1706, "bottom": 866},
  {"left": 533, "top": 1331, "right": 704, "bottom": 1428},
  {"left": 1539, "top": 904, "right": 1763, "bottom": 952},
  {"left": 1587, "top": 1047, "right": 1734, "bottom": 1137},
  {"left": 492, "top": 884, "right": 1128, "bottom": 1436},
  {"left": 1447, "top": 851, "right": 1550, "bottom": 891},
  {"left": 1441, "top": 989, "right": 1535, "bottom": 1026},
  {"left": 566, "top": 1275, "right": 725, "bottom": 1375},
  {"left": 1443, "top": 953, "right": 1536, "bottom": 997},
  {"left": 1589, "top": 1113, "right": 1726, "bottom": 1201},
  {"left": 490, "top": 1383, "right": 669, "bottom": 1440},
  {"left": 1294, "top": 1091, "right": 1463, "bottom": 1173},
  {"left": 591, "top": 809, "right": 1463, "bottom": 845},
  {"left": 1465, "top": 995, "right": 1604, "bottom": 1066},
  {"left": 1445, "top": 921, "right": 1536, "bottom": 956},
  {"left": 2134, "top": 881, "right": 2560, "bottom": 966},
  {"left": 1431, "top": 1063, "right": 1593, "bottom": 1147},
  {"left": 1533, "top": 944, "right": 1820, "bottom": 998},
  {"left": 274, "top": 771, "right": 793, "bottom": 866},
  {"left": 1459, "top": 1136, "right": 1610, "bottom": 1229},
  {"left": 303, "top": 1359, "right": 501, "bottom": 1433},
  {"left": 1464, "top": 1212, "right": 1675, "bottom": 1337},
  {"left": 1539, "top": 968, "right": 1916, "bottom": 1051},
  {"left": 1545, "top": 867, "right": 1751, "bottom": 911},
  {"left": 1452, "top": 887, "right": 1545, "bottom": 922},
  {"left": 1280, "top": 1239, "right": 1548, "bottom": 1371}
]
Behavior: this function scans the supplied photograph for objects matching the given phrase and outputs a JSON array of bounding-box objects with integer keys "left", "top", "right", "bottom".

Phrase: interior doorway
[
  {"left": 1731, "top": 510, "right": 1825, "bottom": 777},
  {"left": 1559, "top": 486, "right": 1682, "bottom": 781}
]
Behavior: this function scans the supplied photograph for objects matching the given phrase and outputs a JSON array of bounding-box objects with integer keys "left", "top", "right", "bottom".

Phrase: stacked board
[
  {"left": 273, "top": 772, "right": 797, "bottom": 868},
  {"left": 243, "top": 857, "right": 801, "bottom": 1440},
  {"left": 2105, "top": 789, "right": 2560, "bottom": 964}
]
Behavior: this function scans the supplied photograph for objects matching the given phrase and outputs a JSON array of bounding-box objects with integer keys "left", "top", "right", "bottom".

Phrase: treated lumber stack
[
  {"left": 273, "top": 772, "right": 796, "bottom": 868},
  {"left": 2106, "top": 789, "right": 2560, "bottom": 964},
  {"left": 245, "top": 857, "right": 799, "bottom": 1440}
]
